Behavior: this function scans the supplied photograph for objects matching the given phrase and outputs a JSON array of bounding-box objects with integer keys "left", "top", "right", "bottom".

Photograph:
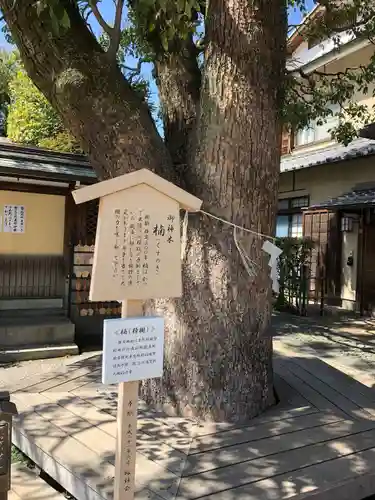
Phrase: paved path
[
  {"left": 2, "top": 313, "right": 375, "bottom": 392},
  {"left": 272, "top": 312, "right": 375, "bottom": 389},
  {"left": 10, "top": 463, "right": 64, "bottom": 499},
  {"left": 0, "top": 350, "right": 101, "bottom": 393},
  {"left": 2, "top": 313, "right": 375, "bottom": 393}
]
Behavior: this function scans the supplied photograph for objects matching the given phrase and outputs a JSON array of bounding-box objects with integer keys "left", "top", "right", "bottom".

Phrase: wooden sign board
[
  {"left": 92, "top": 184, "right": 181, "bottom": 301},
  {"left": 72, "top": 169, "right": 202, "bottom": 302},
  {"left": 102, "top": 316, "right": 164, "bottom": 385}
]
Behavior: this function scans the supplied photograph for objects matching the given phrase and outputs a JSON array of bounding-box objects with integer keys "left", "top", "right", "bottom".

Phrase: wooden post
[{"left": 114, "top": 299, "right": 143, "bottom": 500}]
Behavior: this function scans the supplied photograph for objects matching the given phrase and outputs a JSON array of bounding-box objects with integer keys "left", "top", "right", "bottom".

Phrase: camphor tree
[{"left": 1, "top": 0, "right": 374, "bottom": 422}]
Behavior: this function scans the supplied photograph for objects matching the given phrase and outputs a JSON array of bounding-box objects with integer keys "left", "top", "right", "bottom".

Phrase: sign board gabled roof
[{"left": 72, "top": 168, "right": 202, "bottom": 211}]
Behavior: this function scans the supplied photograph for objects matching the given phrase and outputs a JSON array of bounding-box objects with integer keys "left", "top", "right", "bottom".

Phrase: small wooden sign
[
  {"left": 73, "top": 169, "right": 202, "bottom": 302},
  {"left": 102, "top": 316, "right": 164, "bottom": 385}
]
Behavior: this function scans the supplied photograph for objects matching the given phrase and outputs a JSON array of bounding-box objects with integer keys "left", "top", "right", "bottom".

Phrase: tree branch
[
  {"left": 122, "top": 57, "right": 147, "bottom": 82},
  {"left": 107, "top": 0, "right": 125, "bottom": 59},
  {"left": 88, "top": 0, "right": 113, "bottom": 37}
]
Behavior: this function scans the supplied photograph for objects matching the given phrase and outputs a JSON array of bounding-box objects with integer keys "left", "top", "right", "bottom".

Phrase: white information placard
[
  {"left": 3, "top": 205, "right": 25, "bottom": 233},
  {"left": 102, "top": 316, "right": 164, "bottom": 385}
]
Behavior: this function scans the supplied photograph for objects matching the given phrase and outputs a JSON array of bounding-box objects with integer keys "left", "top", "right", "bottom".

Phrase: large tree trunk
[
  {"left": 1, "top": 0, "right": 286, "bottom": 423},
  {"left": 141, "top": 0, "right": 287, "bottom": 421},
  {"left": 155, "top": 38, "right": 201, "bottom": 177}
]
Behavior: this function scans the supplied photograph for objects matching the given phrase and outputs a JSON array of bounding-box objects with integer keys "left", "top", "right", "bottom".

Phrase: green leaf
[
  {"left": 161, "top": 33, "right": 168, "bottom": 51},
  {"left": 60, "top": 9, "right": 70, "bottom": 30},
  {"left": 159, "top": 0, "right": 168, "bottom": 13},
  {"left": 49, "top": 6, "right": 60, "bottom": 35},
  {"left": 177, "top": 0, "right": 185, "bottom": 13}
]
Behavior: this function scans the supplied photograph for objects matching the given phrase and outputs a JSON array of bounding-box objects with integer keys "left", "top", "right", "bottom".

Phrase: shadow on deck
[{"left": 8, "top": 352, "right": 375, "bottom": 500}]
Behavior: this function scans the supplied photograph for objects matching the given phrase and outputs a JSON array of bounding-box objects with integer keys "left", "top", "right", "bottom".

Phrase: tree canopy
[
  {"left": 6, "top": 68, "right": 81, "bottom": 151},
  {"left": 2, "top": 1, "right": 375, "bottom": 148}
]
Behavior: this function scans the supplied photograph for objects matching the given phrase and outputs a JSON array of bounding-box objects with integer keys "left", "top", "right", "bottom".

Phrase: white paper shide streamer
[{"left": 262, "top": 240, "right": 283, "bottom": 293}]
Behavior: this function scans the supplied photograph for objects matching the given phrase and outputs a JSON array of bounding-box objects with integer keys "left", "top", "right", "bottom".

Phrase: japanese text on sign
[
  {"left": 122, "top": 398, "right": 136, "bottom": 493},
  {"left": 112, "top": 209, "right": 176, "bottom": 285},
  {"left": 3, "top": 205, "right": 25, "bottom": 233},
  {"left": 102, "top": 316, "right": 164, "bottom": 384}
]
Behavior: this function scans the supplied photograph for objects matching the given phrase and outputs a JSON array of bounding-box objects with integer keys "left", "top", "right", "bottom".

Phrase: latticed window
[
  {"left": 276, "top": 196, "right": 309, "bottom": 238},
  {"left": 86, "top": 200, "right": 99, "bottom": 240},
  {"left": 73, "top": 199, "right": 99, "bottom": 244}
]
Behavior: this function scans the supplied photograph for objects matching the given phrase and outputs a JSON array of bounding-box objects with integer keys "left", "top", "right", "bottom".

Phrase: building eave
[
  {"left": 281, "top": 138, "right": 375, "bottom": 173},
  {"left": 0, "top": 141, "right": 96, "bottom": 185}
]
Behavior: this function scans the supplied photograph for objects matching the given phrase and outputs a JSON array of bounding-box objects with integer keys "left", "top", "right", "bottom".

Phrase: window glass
[
  {"left": 291, "top": 214, "right": 303, "bottom": 238},
  {"left": 276, "top": 215, "right": 289, "bottom": 237},
  {"left": 290, "top": 196, "right": 309, "bottom": 208},
  {"left": 295, "top": 104, "right": 340, "bottom": 147}
]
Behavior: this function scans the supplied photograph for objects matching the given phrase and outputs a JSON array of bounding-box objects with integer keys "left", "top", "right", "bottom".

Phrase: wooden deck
[{"left": 9, "top": 351, "right": 375, "bottom": 500}]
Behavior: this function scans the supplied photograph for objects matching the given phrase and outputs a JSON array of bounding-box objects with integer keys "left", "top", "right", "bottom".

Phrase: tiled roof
[
  {"left": 0, "top": 142, "right": 95, "bottom": 182},
  {"left": 281, "top": 138, "right": 375, "bottom": 173},
  {"left": 309, "top": 187, "right": 375, "bottom": 210}
]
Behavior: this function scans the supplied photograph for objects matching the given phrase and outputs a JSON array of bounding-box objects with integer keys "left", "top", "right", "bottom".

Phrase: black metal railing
[{"left": 0, "top": 255, "right": 64, "bottom": 299}]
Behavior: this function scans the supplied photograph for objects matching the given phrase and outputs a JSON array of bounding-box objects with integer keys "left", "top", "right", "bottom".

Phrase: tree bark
[
  {"left": 1, "top": 0, "right": 287, "bottom": 423},
  {"left": 155, "top": 37, "right": 201, "bottom": 178},
  {"left": 141, "top": 0, "right": 287, "bottom": 421}
]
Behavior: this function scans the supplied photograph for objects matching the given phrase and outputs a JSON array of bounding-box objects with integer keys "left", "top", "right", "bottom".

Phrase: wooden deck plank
[
  {"left": 280, "top": 358, "right": 374, "bottom": 421},
  {"left": 188, "top": 412, "right": 343, "bottom": 455},
  {"left": 286, "top": 357, "right": 375, "bottom": 414},
  {"left": 12, "top": 393, "right": 181, "bottom": 500},
  {"left": 184, "top": 418, "right": 374, "bottom": 476},
  {"left": 187, "top": 447, "right": 375, "bottom": 500},
  {"left": 19, "top": 367, "right": 101, "bottom": 394},
  {"left": 176, "top": 428, "right": 375, "bottom": 499},
  {"left": 14, "top": 391, "right": 188, "bottom": 475},
  {"left": 274, "top": 359, "right": 348, "bottom": 418},
  {"left": 189, "top": 405, "right": 319, "bottom": 439},
  {"left": 12, "top": 425, "right": 107, "bottom": 500},
  {"left": 71, "top": 387, "right": 193, "bottom": 453},
  {"left": 273, "top": 373, "right": 313, "bottom": 408},
  {"left": 41, "top": 391, "right": 189, "bottom": 475}
]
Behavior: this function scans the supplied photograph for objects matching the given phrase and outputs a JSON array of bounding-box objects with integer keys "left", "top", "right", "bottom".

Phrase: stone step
[
  {"left": 10, "top": 463, "right": 65, "bottom": 500},
  {"left": 0, "top": 343, "right": 79, "bottom": 362},
  {"left": 0, "top": 298, "right": 63, "bottom": 311},
  {"left": 0, "top": 317, "right": 75, "bottom": 348},
  {"left": 0, "top": 308, "right": 66, "bottom": 320}
]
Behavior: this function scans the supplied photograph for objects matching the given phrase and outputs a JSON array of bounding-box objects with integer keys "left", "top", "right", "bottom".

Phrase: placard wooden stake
[{"left": 114, "top": 299, "right": 143, "bottom": 500}]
